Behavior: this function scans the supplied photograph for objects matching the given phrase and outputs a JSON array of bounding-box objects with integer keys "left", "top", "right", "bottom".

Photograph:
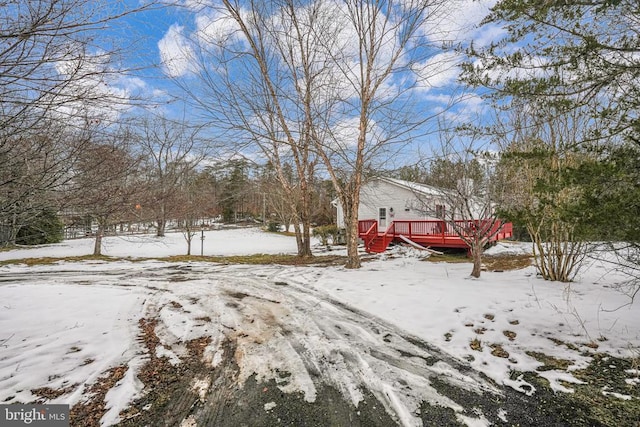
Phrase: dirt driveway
[{"left": 1, "top": 262, "right": 570, "bottom": 426}]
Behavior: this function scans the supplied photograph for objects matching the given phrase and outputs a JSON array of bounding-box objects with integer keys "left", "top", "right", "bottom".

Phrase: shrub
[
  {"left": 313, "top": 224, "right": 339, "bottom": 246},
  {"left": 267, "top": 220, "right": 281, "bottom": 232},
  {"left": 15, "top": 209, "right": 64, "bottom": 245}
]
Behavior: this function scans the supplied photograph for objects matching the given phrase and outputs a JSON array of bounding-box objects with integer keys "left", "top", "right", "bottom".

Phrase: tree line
[{"left": 2, "top": 0, "right": 638, "bottom": 286}]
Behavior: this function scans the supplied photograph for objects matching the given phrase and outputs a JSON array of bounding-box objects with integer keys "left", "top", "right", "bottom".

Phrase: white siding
[
  {"left": 358, "top": 179, "right": 439, "bottom": 223},
  {"left": 335, "top": 177, "right": 486, "bottom": 228}
]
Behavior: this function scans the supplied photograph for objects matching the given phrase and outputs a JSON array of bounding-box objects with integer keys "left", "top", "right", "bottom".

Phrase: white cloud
[
  {"left": 422, "top": 0, "right": 500, "bottom": 46},
  {"left": 158, "top": 24, "right": 196, "bottom": 78},
  {"left": 328, "top": 116, "right": 385, "bottom": 152},
  {"left": 51, "top": 50, "right": 138, "bottom": 123},
  {"left": 171, "top": 0, "right": 409, "bottom": 101},
  {"left": 457, "top": 93, "right": 486, "bottom": 116},
  {"left": 423, "top": 93, "right": 456, "bottom": 105},
  {"left": 413, "top": 51, "right": 462, "bottom": 91},
  {"left": 180, "top": 0, "right": 216, "bottom": 11},
  {"left": 471, "top": 54, "right": 550, "bottom": 85},
  {"left": 472, "top": 24, "right": 507, "bottom": 48},
  {"left": 194, "top": 7, "right": 245, "bottom": 48}
]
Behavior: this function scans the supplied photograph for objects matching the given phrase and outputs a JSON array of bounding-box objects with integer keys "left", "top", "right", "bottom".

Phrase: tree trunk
[
  {"left": 345, "top": 226, "right": 361, "bottom": 269},
  {"left": 300, "top": 218, "right": 312, "bottom": 258},
  {"left": 344, "top": 198, "right": 361, "bottom": 269},
  {"left": 93, "top": 226, "right": 104, "bottom": 256},
  {"left": 470, "top": 243, "right": 483, "bottom": 278},
  {"left": 156, "top": 218, "right": 166, "bottom": 237},
  {"left": 156, "top": 203, "right": 167, "bottom": 237},
  {"left": 8, "top": 209, "right": 19, "bottom": 245},
  {"left": 299, "top": 185, "right": 313, "bottom": 258},
  {"left": 293, "top": 222, "right": 303, "bottom": 256}
]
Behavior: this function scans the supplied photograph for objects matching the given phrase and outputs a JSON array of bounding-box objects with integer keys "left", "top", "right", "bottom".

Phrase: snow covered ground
[
  {"left": 0, "top": 228, "right": 638, "bottom": 426},
  {"left": 0, "top": 226, "right": 300, "bottom": 260}
]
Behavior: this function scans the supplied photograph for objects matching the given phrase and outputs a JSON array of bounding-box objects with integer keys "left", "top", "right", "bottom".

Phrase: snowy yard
[{"left": 0, "top": 228, "right": 638, "bottom": 426}]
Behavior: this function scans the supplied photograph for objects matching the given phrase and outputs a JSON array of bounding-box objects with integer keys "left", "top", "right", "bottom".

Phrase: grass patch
[
  {"left": 547, "top": 337, "right": 580, "bottom": 351},
  {"left": 512, "top": 353, "right": 640, "bottom": 426},
  {"left": 425, "top": 252, "right": 533, "bottom": 271},
  {"left": 425, "top": 252, "right": 470, "bottom": 264},
  {"left": 264, "top": 229, "right": 297, "bottom": 237},
  {"left": 1, "top": 253, "right": 349, "bottom": 267},
  {"left": 503, "top": 330, "right": 517, "bottom": 341},
  {"left": 526, "top": 351, "right": 573, "bottom": 371},
  {"left": 482, "top": 254, "right": 532, "bottom": 271},
  {"left": 0, "top": 254, "right": 113, "bottom": 266},
  {"left": 572, "top": 353, "right": 640, "bottom": 398},
  {"left": 160, "top": 254, "right": 347, "bottom": 266},
  {"left": 470, "top": 338, "right": 483, "bottom": 352},
  {"left": 490, "top": 344, "right": 509, "bottom": 358}
]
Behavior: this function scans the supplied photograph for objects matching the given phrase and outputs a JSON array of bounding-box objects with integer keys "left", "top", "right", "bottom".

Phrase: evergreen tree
[
  {"left": 464, "top": 0, "right": 640, "bottom": 143},
  {"left": 15, "top": 209, "right": 64, "bottom": 245},
  {"left": 218, "top": 160, "right": 249, "bottom": 223},
  {"left": 570, "top": 145, "right": 640, "bottom": 243},
  {"left": 465, "top": 1, "right": 640, "bottom": 280}
]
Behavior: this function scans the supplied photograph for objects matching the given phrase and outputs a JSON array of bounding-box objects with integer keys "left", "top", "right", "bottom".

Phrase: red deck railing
[{"left": 358, "top": 219, "right": 513, "bottom": 253}]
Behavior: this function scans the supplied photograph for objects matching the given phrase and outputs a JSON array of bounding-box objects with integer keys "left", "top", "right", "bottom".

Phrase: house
[
  {"left": 334, "top": 177, "right": 512, "bottom": 253},
  {"left": 335, "top": 176, "right": 485, "bottom": 228}
]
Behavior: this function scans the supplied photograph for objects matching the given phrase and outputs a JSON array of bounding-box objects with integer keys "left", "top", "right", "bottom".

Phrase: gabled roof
[
  {"left": 331, "top": 176, "right": 450, "bottom": 206},
  {"left": 374, "top": 176, "right": 444, "bottom": 197}
]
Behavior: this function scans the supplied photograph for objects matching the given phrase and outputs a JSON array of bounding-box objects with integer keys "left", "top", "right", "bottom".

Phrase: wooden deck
[{"left": 358, "top": 219, "right": 513, "bottom": 253}]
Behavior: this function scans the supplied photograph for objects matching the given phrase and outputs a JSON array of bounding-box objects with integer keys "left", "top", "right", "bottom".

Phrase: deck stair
[
  {"left": 368, "top": 234, "right": 394, "bottom": 253},
  {"left": 358, "top": 219, "right": 513, "bottom": 254}
]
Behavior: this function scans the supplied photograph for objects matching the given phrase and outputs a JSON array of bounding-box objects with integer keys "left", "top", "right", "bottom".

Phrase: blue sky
[{"left": 101, "top": 0, "right": 505, "bottom": 164}]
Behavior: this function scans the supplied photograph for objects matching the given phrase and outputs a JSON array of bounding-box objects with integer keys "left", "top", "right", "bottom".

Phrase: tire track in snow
[{"left": 1, "top": 262, "right": 552, "bottom": 426}]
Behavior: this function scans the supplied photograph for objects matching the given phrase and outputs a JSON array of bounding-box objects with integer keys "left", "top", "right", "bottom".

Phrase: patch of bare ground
[
  {"left": 31, "top": 383, "right": 78, "bottom": 402},
  {"left": 490, "top": 344, "right": 509, "bottom": 358},
  {"left": 482, "top": 254, "right": 532, "bottom": 271},
  {"left": 161, "top": 254, "right": 349, "bottom": 266},
  {"left": 69, "top": 365, "right": 128, "bottom": 427},
  {"left": 0, "top": 254, "right": 351, "bottom": 267},
  {"left": 510, "top": 353, "right": 640, "bottom": 426},
  {"left": 423, "top": 252, "right": 532, "bottom": 271},
  {"left": 117, "top": 318, "right": 396, "bottom": 427}
]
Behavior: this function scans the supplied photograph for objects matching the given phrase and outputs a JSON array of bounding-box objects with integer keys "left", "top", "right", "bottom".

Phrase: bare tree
[
  {"left": 136, "top": 116, "right": 207, "bottom": 237},
  {"left": 166, "top": 0, "right": 449, "bottom": 266},
  {"left": 72, "top": 128, "right": 141, "bottom": 256},
  {"left": 166, "top": 0, "right": 321, "bottom": 257},
  {"left": 0, "top": 122, "right": 88, "bottom": 244},
  {"left": 494, "top": 104, "right": 591, "bottom": 282},
  {"left": 415, "top": 130, "right": 507, "bottom": 278},
  {"left": 0, "top": 0, "right": 156, "bottom": 245},
  {"left": 310, "top": 0, "right": 445, "bottom": 268},
  {"left": 258, "top": 163, "right": 296, "bottom": 231},
  {"left": 175, "top": 171, "right": 213, "bottom": 256}
]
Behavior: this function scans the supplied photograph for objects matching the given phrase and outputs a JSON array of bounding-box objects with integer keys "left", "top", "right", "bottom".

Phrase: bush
[
  {"left": 15, "top": 209, "right": 64, "bottom": 245},
  {"left": 267, "top": 220, "right": 281, "bottom": 232},
  {"left": 313, "top": 224, "right": 339, "bottom": 246}
]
